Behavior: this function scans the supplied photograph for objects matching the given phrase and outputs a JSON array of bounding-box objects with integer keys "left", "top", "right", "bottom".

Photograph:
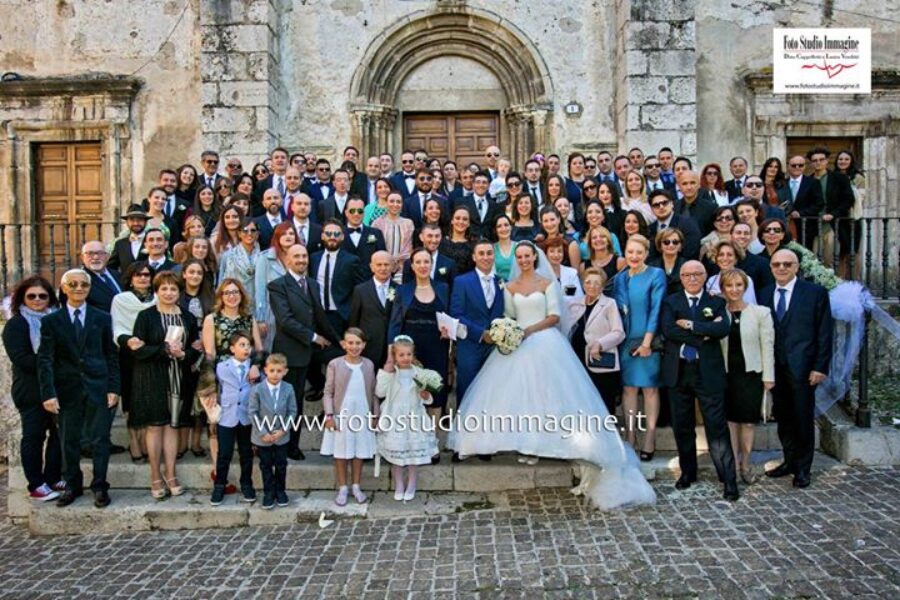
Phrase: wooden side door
[
  {"left": 786, "top": 136, "right": 862, "bottom": 173},
  {"left": 403, "top": 113, "right": 499, "bottom": 167},
  {"left": 34, "top": 142, "right": 103, "bottom": 280}
]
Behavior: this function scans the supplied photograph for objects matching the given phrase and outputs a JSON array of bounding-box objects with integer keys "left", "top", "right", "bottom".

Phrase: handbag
[{"left": 585, "top": 348, "right": 617, "bottom": 372}]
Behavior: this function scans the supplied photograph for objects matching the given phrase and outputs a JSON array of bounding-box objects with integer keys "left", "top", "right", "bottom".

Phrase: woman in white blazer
[
  {"left": 568, "top": 267, "right": 626, "bottom": 415},
  {"left": 719, "top": 268, "right": 774, "bottom": 484}
]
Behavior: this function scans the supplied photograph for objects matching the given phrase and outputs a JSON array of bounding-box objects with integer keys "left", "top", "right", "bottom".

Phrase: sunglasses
[
  {"left": 66, "top": 281, "right": 91, "bottom": 289},
  {"left": 418, "top": 177, "right": 433, "bottom": 182},
  {"left": 401, "top": 159, "right": 415, "bottom": 165},
  {"left": 583, "top": 185, "right": 597, "bottom": 191},
  {"left": 134, "top": 272, "right": 152, "bottom": 278},
  {"left": 715, "top": 216, "right": 735, "bottom": 222},
  {"left": 228, "top": 163, "right": 242, "bottom": 169},
  {"left": 347, "top": 208, "right": 365, "bottom": 215},
  {"left": 745, "top": 181, "right": 764, "bottom": 188},
  {"left": 241, "top": 228, "right": 259, "bottom": 234},
  {"left": 651, "top": 200, "right": 672, "bottom": 208},
  {"left": 25, "top": 292, "right": 50, "bottom": 300},
  {"left": 204, "top": 159, "right": 219, "bottom": 165},
  {"left": 323, "top": 231, "right": 343, "bottom": 238},
  {"left": 254, "top": 170, "right": 267, "bottom": 175},
  {"left": 644, "top": 163, "right": 660, "bottom": 169},
  {"left": 706, "top": 170, "right": 720, "bottom": 176},
  {"left": 317, "top": 167, "right": 331, "bottom": 172},
  {"left": 763, "top": 227, "right": 784, "bottom": 234},
  {"left": 771, "top": 261, "right": 796, "bottom": 269},
  {"left": 485, "top": 152, "right": 500, "bottom": 157},
  {"left": 789, "top": 163, "right": 805, "bottom": 168},
  {"left": 507, "top": 181, "right": 522, "bottom": 187},
  {"left": 661, "top": 239, "right": 681, "bottom": 246}
]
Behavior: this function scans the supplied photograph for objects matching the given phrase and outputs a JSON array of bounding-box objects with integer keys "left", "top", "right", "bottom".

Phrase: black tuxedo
[
  {"left": 341, "top": 226, "right": 386, "bottom": 279},
  {"left": 302, "top": 179, "right": 335, "bottom": 220},
  {"left": 268, "top": 273, "right": 340, "bottom": 451},
  {"left": 37, "top": 305, "right": 120, "bottom": 493},
  {"left": 317, "top": 193, "right": 351, "bottom": 225},
  {"left": 348, "top": 278, "right": 396, "bottom": 367},
  {"left": 290, "top": 221, "right": 323, "bottom": 256},
  {"left": 309, "top": 250, "right": 362, "bottom": 325},
  {"left": 454, "top": 195, "right": 502, "bottom": 239},
  {"left": 403, "top": 192, "right": 448, "bottom": 229},
  {"left": 402, "top": 252, "right": 457, "bottom": 289},
  {"left": 107, "top": 236, "right": 142, "bottom": 273},
  {"left": 778, "top": 176, "right": 824, "bottom": 248},
  {"left": 660, "top": 290, "right": 736, "bottom": 485},
  {"left": 648, "top": 214, "right": 702, "bottom": 261},
  {"left": 146, "top": 258, "right": 177, "bottom": 274},
  {"left": 254, "top": 214, "right": 283, "bottom": 251},
  {"left": 390, "top": 171, "right": 418, "bottom": 199},
  {"left": 760, "top": 279, "right": 833, "bottom": 478},
  {"left": 675, "top": 195, "right": 718, "bottom": 236}
]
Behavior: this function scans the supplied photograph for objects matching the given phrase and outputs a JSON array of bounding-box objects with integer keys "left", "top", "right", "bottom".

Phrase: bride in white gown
[{"left": 448, "top": 241, "right": 656, "bottom": 510}]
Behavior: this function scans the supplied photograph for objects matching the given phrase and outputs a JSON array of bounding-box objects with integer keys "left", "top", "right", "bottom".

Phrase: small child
[
  {"left": 321, "top": 328, "right": 379, "bottom": 506},
  {"left": 249, "top": 353, "right": 297, "bottom": 510},
  {"left": 211, "top": 332, "right": 255, "bottom": 506},
  {"left": 376, "top": 335, "right": 438, "bottom": 502}
]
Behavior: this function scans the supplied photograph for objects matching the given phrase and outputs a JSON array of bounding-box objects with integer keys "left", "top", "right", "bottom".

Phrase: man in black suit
[
  {"left": 268, "top": 244, "right": 339, "bottom": 460},
  {"left": 251, "top": 147, "right": 290, "bottom": 217},
  {"left": 317, "top": 169, "right": 351, "bottom": 224},
  {"left": 403, "top": 169, "right": 448, "bottom": 228},
  {"left": 281, "top": 166, "right": 304, "bottom": 220},
  {"left": 402, "top": 223, "right": 457, "bottom": 287},
  {"left": 778, "top": 155, "right": 824, "bottom": 249},
  {"left": 142, "top": 228, "right": 177, "bottom": 273},
  {"left": 675, "top": 170, "right": 718, "bottom": 235},
  {"left": 158, "top": 169, "right": 191, "bottom": 245},
  {"left": 341, "top": 197, "right": 386, "bottom": 279},
  {"left": 287, "top": 193, "right": 323, "bottom": 255},
  {"left": 760, "top": 249, "right": 833, "bottom": 488},
  {"left": 455, "top": 171, "right": 501, "bottom": 239},
  {"left": 647, "top": 189, "right": 702, "bottom": 260},
  {"left": 198, "top": 150, "right": 224, "bottom": 189},
  {"left": 302, "top": 159, "right": 334, "bottom": 218},
  {"left": 254, "top": 188, "right": 284, "bottom": 251},
  {"left": 359, "top": 156, "right": 382, "bottom": 206},
  {"left": 449, "top": 168, "right": 475, "bottom": 204},
  {"left": 390, "top": 151, "right": 418, "bottom": 199},
  {"left": 107, "top": 204, "right": 148, "bottom": 273},
  {"left": 810, "top": 147, "right": 856, "bottom": 275},
  {"left": 523, "top": 159, "right": 545, "bottom": 206},
  {"left": 661, "top": 261, "right": 738, "bottom": 501},
  {"left": 38, "top": 269, "right": 120, "bottom": 508},
  {"left": 310, "top": 219, "right": 362, "bottom": 336},
  {"left": 724, "top": 156, "right": 749, "bottom": 201},
  {"left": 348, "top": 250, "right": 396, "bottom": 368},
  {"left": 77, "top": 240, "right": 122, "bottom": 312},
  {"left": 642, "top": 155, "right": 675, "bottom": 194}
]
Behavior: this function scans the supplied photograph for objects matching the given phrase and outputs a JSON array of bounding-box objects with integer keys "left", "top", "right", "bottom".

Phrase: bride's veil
[{"left": 508, "top": 242, "right": 573, "bottom": 335}]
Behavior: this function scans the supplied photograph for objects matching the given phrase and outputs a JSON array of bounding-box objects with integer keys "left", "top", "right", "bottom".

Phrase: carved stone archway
[{"left": 349, "top": 8, "right": 553, "bottom": 167}]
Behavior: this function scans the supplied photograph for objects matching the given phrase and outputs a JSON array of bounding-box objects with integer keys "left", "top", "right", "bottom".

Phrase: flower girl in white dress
[{"left": 376, "top": 336, "right": 439, "bottom": 501}]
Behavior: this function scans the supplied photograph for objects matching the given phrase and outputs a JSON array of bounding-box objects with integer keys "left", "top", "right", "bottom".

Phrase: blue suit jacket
[
  {"left": 388, "top": 280, "right": 450, "bottom": 342},
  {"left": 450, "top": 270, "right": 505, "bottom": 349},
  {"left": 390, "top": 171, "right": 418, "bottom": 199},
  {"left": 759, "top": 279, "right": 833, "bottom": 381},
  {"left": 403, "top": 193, "right": 448, "bottom": 229}
]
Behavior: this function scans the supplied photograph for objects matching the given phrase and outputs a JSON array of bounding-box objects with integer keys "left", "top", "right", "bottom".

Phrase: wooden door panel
[
  {"left": 403, "top": 113, "right": 499, "bottom": 168},
  {"left": 786, "top": 137, "right": 862, "bottom": 174}
]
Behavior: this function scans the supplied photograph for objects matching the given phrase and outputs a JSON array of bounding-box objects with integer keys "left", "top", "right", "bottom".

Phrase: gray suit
[{"left": 249, "top": 381, "right": 298, "bottom": 447}]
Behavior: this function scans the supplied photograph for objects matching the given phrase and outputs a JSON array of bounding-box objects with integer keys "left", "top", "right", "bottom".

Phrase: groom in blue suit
[{"left": 451, "top": 240, "right": 505, "bottom": 410}]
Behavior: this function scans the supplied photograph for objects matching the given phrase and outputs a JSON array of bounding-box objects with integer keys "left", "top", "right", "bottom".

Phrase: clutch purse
[
  {"left": 629, "top": 334, "right": 665, "bottom": 354},
  {"left": 585, "top": 348, "right": 618, "bottom": 372}
]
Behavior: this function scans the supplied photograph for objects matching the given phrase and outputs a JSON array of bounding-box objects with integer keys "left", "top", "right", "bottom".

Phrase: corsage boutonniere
[
  {"left": 366, "top": 234, "right": 376, "bottom": 244},
  {"left": 702, "top": 307, "right": 714, "bottom": 319},
  {"left": 498, "top": 279, "right": 505, "bottom": 290},
  {"left": 438, "top": 267, "right": 447, "bottom": 276},
  {"left": 385, "top": 287, "right": 396, "bottom": 302}
]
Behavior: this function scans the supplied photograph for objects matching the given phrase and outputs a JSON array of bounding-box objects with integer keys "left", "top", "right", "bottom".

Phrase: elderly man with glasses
[{"left": 39, "top": 269, "right": 121, "bottom": 508}]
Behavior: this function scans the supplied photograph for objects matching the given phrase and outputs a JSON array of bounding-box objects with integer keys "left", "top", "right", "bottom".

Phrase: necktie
[
  {"left": 683, "top": 297, "right": 699, "bottom": 361},
  {"left": 659, "top": 221, "right": 667, "bottom": 230},
  {"left": 482, "top": 276, "right": 495, "bottom": 307},
  {"left": 298, "top": 225, "right": 306, "bottom": 246},
  {"left": 238, "top": 364, "right": 246, "bottom": 385},
  {"left": 165, "top": 197, "right": 174, "bottom": 218},
  {"left": 271, "top": 215, "right": 280, "bottom": 226},
  {"left": 73, "top": 308, "right": 84, "bottom": 343},
  {"left": 477, "top": 198, "right": 486, "bottom": 220},
  {"left": 277, "top": 176, "right": 285, "bottom": 198},
  {"left": 776, "top": 288, "right": 787, "bottom": 321},
  {"left": 377, "top": 283, "right": 386, "bottom": 307},
  {"left": 790, "top": 179, "right": 799, "bottom": 200},
  {"left": 272, "top": 386, "right": 278, "bottom": 409},
  {"left": 324, "top": 253, "right": 332, "bottom": 310}
]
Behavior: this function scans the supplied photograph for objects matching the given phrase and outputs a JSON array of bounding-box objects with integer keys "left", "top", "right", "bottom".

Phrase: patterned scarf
[{"left": 19, "top": 306, "right": 55, "bottom": 352}]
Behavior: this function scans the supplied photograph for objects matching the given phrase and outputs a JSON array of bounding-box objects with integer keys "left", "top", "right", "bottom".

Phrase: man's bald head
[{"left": 370, "top": 250, "right": 392, "bottom": 282}]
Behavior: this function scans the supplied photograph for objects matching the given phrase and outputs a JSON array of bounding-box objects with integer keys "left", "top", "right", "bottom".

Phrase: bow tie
[
  {"left": 348, "top": 227, "right": 362, "bottom": 234},
  {"left": 404, "top": 174, "right": 415, "bottom": 180}
]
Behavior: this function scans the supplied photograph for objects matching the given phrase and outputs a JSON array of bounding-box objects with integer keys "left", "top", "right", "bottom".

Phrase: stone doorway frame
[{"left": 349, "top": 7, "right": 554, "bottom": 168}]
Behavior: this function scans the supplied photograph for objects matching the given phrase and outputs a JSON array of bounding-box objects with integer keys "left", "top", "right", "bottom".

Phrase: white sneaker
[
  {"left": 29, "top": 483, "right": 60, "bottom": 502},
  {"left": 517, "top": 456, "right": 528, "bottom": 464},
  {"left": 525, "top": 457, "right": 539, "bottom": 466},
  {"left": 393, "top": 487, "right": 405, "bottom": 501},
  {"left": 403, "top": 488, "right": 416, "bottom": 502}
]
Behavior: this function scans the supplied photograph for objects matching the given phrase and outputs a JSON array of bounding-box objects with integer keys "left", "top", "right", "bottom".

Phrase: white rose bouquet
[
  {"left": 489, "top": 317, "right": 525, "bottom": 355},
  {"left": 413, "top": 366, "right": 444, "bottom": 394}
]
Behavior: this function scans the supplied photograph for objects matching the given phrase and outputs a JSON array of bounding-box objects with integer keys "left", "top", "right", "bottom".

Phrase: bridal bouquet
[
  {"left": 413, "top": 366, "right": 444, "bottom": 394},
  {"left": 489, "top": 317, "right": 525, "bottom": 355}
]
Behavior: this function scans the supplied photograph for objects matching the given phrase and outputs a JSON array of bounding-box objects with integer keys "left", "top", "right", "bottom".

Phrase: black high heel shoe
[{"left": 639, "top": 450, "right": 654, "bottom": 462}]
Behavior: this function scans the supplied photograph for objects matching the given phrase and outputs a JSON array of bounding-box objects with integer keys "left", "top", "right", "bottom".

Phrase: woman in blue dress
[
  {"left": 388, "top": 247, "right": 451, "bottom": 464},
  {"left": 613, "top": 233, "right": 666, "bottom": 461}
]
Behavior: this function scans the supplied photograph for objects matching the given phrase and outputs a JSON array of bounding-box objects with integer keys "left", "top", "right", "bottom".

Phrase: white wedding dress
[{"left": 448, "top": 281, "right": 656, "bottom": 511}]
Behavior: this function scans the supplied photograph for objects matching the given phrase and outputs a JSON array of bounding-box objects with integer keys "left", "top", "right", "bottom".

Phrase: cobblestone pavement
[{"left": 1, "top": 466, "right": 898, "bottom": 599}]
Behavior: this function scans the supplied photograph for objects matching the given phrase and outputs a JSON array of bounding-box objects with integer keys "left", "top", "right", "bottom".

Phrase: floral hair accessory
[{"left": 393, "top": 334, "right": 414, "bottom": 344}]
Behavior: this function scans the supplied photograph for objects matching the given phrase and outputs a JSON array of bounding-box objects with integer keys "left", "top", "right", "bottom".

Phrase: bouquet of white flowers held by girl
[
  {"left": 413, "top": 366, "right": 444, "bottom": 395},
  {"left": 489, "top": 317, "right": 526, "bottom": 355}
]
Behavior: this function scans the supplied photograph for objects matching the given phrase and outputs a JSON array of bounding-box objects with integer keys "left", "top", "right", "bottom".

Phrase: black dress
[
  {"left": 439, "top": 238, "right": 474, "bottom": 275},
  {"left": 725, "top": 311, "right": 764, "bottom": 423},
  {"left": 402, "top": 296, "right": 449, "bottom": 409},
  {"left": 570, "top": 300, "right": 621, "bottom": 415}
]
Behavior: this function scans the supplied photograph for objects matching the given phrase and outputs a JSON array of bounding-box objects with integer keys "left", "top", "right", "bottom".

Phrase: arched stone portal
[{"left": 349, "top": 8, "right": 554, "bottom": 167}]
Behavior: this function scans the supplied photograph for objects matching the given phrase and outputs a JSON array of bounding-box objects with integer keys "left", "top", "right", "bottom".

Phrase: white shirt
[
  {"left": 657, "top": 216, "right": 673, "bottom": 229},
  {"left": 333, "top": 194, "right": 348, "bottom": 215},
  {"left": 402, "top": 172, "right": 416, "bottom": 194},
  {"left": 147, "top": 255, "right": 166, "bottom": 269},
  {"left": 319, "top": 182, "right": 330, "bottom": 199},
  {"left": 316, "top": 250, "right": 340, "bottom": 310},
  {"left": 267, "top": 213, "right": 281, "bottom": 228},
  {"left": 129, "top": 234, "right": 144, "bottom": 259},
  {"left": 266, "top": 381, "right": 280, "bottom": 406},
  {"left": 646, "top": 178, "right": 664, "bottom": 191},
  {"left": 373, "top": 277, "right": 391, "bottom": 306},
  {"left": 292, "top": 218, "right": 309, "bottom": 243},
  {"left": 475, "top": 267, "right": 495, "bottom": 307},
  {"left": 347, "top": 225, "right": 362, "bottom": 247},
  {"left": 527, "top": 182, "right": 542, "bottom": 203},
  {"left": 272, "top": 174, "right": 285, "bottom": 194},
  {"left": 165, "top": 195, "right": 177, "bottom": 217},
  {"left": 67, "top": 303, "right": 86, "bottom": 326},
  {"left": 680, "top": 292, "right": 703, "bottom": 359},
  {"left": 473, "top": 196, "right": 487, "bottom": 220},
  {"left": 430, "top": 251, "right": 439, "bottom": 278},
  {"left": 775, "top": 276, "right": 798, "bottom": 313}
]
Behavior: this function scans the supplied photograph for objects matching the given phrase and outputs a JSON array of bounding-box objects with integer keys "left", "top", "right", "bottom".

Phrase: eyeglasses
[
  {"left": 83, "top": 251, "right": 108, "bottom": 257},
  {"left": 323, "top": 231, "right": 343, "bottom": 238},
  {"left": 204, "top": 159, "right": 219, "bottom": 165},
  {"left": 789, "top": 163, "right": 805, "bottom": 168},
  {"left": 317, "top": 167, "right": 331, "bottom": 172},
  {"left": 771, "top": 261, "right": 796, "bottom": 269},
  {"left": 25, "top": 292, "right": 50, "bottom": 300},
  {"left": 745, "top": 181, "right": 764, "bottom": 188},
  {"left": 347, "top": 208, "right": 365, "bottom": 215},
  {"left": 222, "top": 289, "right": 242, "bottom": 296},
  {"left": 651, "top": 200, "right": 672, "bottom": 209},
  {"left": 763, "top": 227, "right": 784, "bottom": 234},
  {"left": 241, "top": 228, "right": 259, "bottom": 234},
  {"left": 134, "top": 272, "right": 152, "bottom": 278},
  {"left": 715, "top": 216, "right": 735, "bottom": 222},
  {"left": 66, "top": 281, "right": 91, "bottom": 289},
  {"left": 661, "top": 239, "right": 681, "bottom": 246},
  {"left": 680, "top": 272, "right": 705, "bottom": 279},
  {"left": 417, "top": 177, "right": 433, "bottom": 182}
]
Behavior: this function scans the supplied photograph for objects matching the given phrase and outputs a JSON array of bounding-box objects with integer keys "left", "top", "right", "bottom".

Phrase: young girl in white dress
[
  {"left": 321, "top": 328, "right": 378, "bottom": 506},
  {"left": 376, "top": 336, "right": 439, "bottom": 501}
]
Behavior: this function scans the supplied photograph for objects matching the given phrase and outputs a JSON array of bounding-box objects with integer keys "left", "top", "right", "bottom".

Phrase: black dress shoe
[
  {"left": 56, "top": 488, "right": 83, "bottom": 507},
  {"left": 305, "top": 389, "right": 324, "bottom": 402},
  {"left": 94, "top": 490, "right": 111, "bottom": 508},
  {"left": 451, "top": 452, "right": 461, "bottom": 463},
  {"left": 765, "top": 462, "right": 793, "bottom": 478},
  {"left": 110, "top": 444, "right": 127, "bottom": 455},
  {"left": 287, "top": 448, "right": 305, "bottom": 461},
  {"left": 723, "top": 483, "right": 740, "bottom": 501},
  {"left": 477, "top": 454, "right": 492, "bottom": 462},
  {"left": 80, "top": 448, "right": 93, "bottom": 459},
  {"left": 792, "top": 473, "right": 811, "bottom": 488},
  {"left": 674, "top": 475, "right": 695, "bottom": 490},
  {"left": 431, "top": 454, "right": 441, "bottom": 465}
]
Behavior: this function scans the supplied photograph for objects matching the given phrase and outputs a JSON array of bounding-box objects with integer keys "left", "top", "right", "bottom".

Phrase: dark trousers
[
  {"left": 285, "top": 365, "right": 308, "bottom": 452},
  {"left": 772, "top": 363, "right": 816, "bottom": 476},
  {"left": 668, "top": 361, "right": 736, "bottom": 485},
  {"left": 257, "top": 444, "right": 288, "bottom": 494},
  {"left": 587, "top": 370, "right": 621, "bottom": 416},
  {"left": 59, "top": 395, "right": 115, "bottom": 492},
  {"left": 18, "top": 403, "right": 62, "bottom": 491},
  {"left": 215, "top": 423, "right": 253, "bottom": 490},
  {"left": 307, "top": 311, "right": 346, "bottom": 392}
]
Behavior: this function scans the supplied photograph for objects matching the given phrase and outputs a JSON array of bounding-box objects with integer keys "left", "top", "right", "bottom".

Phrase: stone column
[
  {"left": 351, "top": 105, "right": 399, "bottom": 158},
  {"left": 615, "top": 0, "right": 697, "bottom": 159}
]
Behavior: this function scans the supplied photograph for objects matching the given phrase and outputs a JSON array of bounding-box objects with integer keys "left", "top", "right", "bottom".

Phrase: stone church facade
[{"left": 0, "top": 0, "right": 897, "bottom": 230}]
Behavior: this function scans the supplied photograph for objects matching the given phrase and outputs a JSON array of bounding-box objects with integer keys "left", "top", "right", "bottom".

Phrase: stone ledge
[
  {"left": 819, "top": 408, "right": 900, "bottom": 466},
  {"left": 0, "top": 75, "right": 142, "bottom": 100}
]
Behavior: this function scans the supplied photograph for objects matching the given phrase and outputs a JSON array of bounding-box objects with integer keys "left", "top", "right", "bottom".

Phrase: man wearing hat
[{"left": 107, "top": 204, "right": 149, "bottom": 273}]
